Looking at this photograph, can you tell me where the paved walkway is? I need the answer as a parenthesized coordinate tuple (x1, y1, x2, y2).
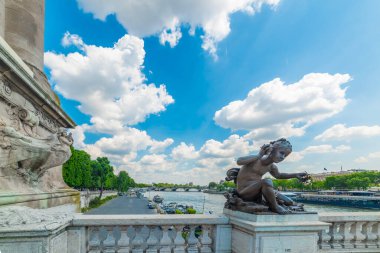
(85, 196, 156, 215)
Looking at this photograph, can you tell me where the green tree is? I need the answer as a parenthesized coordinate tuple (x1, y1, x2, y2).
(62, 146, 92, 189)
(223, 181, 235, 188)
(117, 171, 133, 192)
(347, 177, 371, 190)
(325, 176, 347, 189)
(208, 182, 217, 189)
(273, 179, 289, 191)
(310, 180, 325, 190)
(91, 157, 113, 199)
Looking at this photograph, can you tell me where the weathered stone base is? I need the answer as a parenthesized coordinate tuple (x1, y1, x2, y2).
(224, 208, 329, 253)
(0, 205, 74, 253)
(0, 228, 68, 253)
(0, 189, 80, 211)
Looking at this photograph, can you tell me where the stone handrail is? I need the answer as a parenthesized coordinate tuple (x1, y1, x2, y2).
(318, 212, 380, 252)
(3, 208, 380, 253)
(68, 214, 231, 253)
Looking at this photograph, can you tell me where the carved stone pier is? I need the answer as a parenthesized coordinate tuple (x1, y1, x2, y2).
(0, 0, 78, 210)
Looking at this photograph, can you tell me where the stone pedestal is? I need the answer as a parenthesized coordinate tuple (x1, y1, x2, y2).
(0, 205, 74, 253)
(224, 209, 330, 253)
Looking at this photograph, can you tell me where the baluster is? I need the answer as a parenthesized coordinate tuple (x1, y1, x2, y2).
(319, 226, 332, 250)
(199, 225, 212, 253)
(131, 226, 145, 253)
(187, 225, 200, 253)
(160, 225, 173, 253)
(173, 225, 186, 253)
(118, 226, 130, 253)
(331, 222, 343, 249)
(146, 226, 159, 253)
(364, 222, 378, 249)
(103, 227, 116, 253)
(375, 222, 380, 248)
(342, 222, 354, 249)
(88, 227, 101, 253)
(354, 221, 367, 248)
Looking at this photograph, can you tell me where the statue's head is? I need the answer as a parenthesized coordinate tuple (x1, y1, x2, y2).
(261, 138, 292, 163)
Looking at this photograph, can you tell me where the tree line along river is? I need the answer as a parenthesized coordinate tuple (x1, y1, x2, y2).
(143, 191, 374, 214)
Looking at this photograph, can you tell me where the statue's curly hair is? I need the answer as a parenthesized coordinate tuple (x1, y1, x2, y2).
(260, 138, 292, 157)
(270, 138, 292, 152)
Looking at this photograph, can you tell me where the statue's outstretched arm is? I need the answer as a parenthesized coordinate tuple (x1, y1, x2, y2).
(236, 155, 259, 165)
(269, 164, 302, 179)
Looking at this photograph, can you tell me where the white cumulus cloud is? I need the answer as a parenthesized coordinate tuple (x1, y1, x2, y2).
(315, 124, 380, 141)
(199, 134, 253, 158)
(171, 142, 199, 160)
(108, 134, 255, 184)
(354, 151, 380, 163)
(85, 127, 172, 158)
(45, 33, 174, 134)
(288, 144, 351, 162)
(215, 73, 351, 140)
(76, 0, 280, 58)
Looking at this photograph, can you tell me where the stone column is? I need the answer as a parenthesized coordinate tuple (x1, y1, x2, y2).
(3, 0, 57, 101)
(4, 0, 44, 71)
(0, 0, 4, 38)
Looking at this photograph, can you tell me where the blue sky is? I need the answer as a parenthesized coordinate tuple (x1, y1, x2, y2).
(44, 0, 380, 184)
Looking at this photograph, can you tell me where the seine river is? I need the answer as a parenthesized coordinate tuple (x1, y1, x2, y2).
(144, 191, 373, 214)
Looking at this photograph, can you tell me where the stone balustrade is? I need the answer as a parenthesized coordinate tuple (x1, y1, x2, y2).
(3, 207, 380, 253)
(318, 212, 380, 252)
(67, 214, 231, 253)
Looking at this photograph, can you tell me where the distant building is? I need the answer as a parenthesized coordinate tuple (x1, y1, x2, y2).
(310, 169, 377, 181)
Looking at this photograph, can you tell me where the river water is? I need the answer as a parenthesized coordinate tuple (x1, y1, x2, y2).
(144, 191, 373, 214)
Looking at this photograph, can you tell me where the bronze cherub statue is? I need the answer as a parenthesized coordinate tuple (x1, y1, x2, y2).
(225, 138, 310, 214)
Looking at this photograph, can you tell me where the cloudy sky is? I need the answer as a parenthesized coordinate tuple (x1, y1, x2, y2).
(44, 0, 380, 185)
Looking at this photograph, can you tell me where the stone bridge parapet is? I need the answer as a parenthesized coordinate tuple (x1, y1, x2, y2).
(0, 207, 379, 253)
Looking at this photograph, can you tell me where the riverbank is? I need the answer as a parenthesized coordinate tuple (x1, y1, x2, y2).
(84, 196, 157, 215)
(144, 191, 375, 214)
(202, 189, 225, 194)
(295, 193, 380, 209)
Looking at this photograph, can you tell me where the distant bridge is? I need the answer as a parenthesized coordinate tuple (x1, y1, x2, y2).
(151, 187, 206, 192)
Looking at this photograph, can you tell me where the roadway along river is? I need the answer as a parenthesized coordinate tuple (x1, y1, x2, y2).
(85, 195, 156, 215)
(144, 191, 374, 214)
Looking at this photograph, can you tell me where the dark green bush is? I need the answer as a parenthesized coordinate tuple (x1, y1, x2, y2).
(89, 197, 101, 207)
(81, 195, 117, 213)
(187, 208, 196, 214)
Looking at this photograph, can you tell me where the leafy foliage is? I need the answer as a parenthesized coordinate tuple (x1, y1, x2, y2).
(272, 171, 380, 191)
(186, 208, 197, 214)
(208, 181, 235, 191)
(81, 195, 118, 213)
(63, 147, 136, 196)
